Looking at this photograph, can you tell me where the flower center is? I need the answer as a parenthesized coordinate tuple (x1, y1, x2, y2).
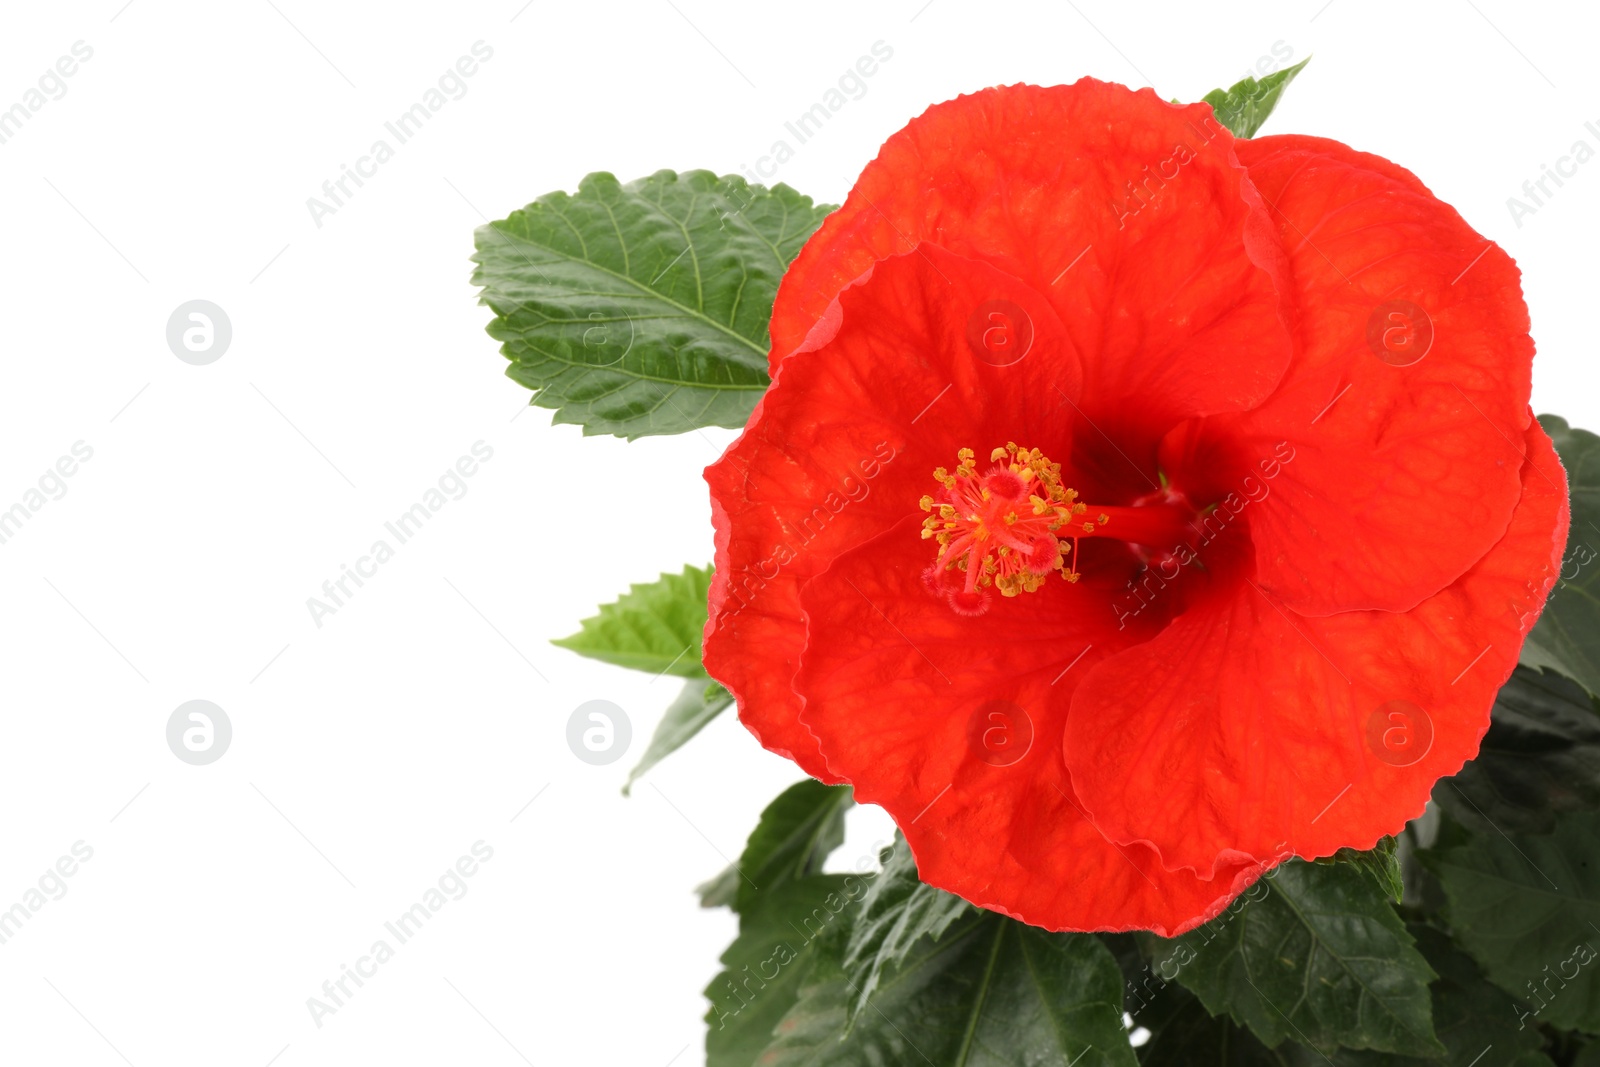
(919, 444, 1100, 615)
(918, 444, 1196, 616)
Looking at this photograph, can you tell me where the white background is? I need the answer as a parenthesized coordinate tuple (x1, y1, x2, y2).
(0, 1, 1596, 1064)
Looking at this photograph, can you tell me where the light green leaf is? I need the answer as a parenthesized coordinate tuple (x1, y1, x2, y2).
(1202, 57, 1310, 138)
(473, 170, 833, 438)
(1427, 808, 1600, 1031)
(1521, 415, 1600, 696)
(551, 564, 711, 677)
(621, 677, 733, 795)
(1149, 859, 1441, 1057)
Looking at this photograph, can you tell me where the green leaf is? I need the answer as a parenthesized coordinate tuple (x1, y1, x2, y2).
(766, 910, 1138, 1066)
(1202, 57, 1310, 138)
(1321, 837, 1404, 904)
(743, 954, 854, 1067)
(551, 564, 712, 677)
(621, 677, 733, 795)
(697, 778, 854, 913)
(1149, 859, 1442, 1057)
(1134, 925, 1556, 1067)
(1274, 925, 1556, 1066)
(708, 798, 1130, 1066)
(1521, 415, 1600, 696)
(1427, 807, 1600, 1031)
(702, 781, 858, 1064)
(695, 863, 742, 911)
(706, 874, 860, 1067)
(840, 838, 973, 1025)
(1435, 665, 1600, 834)
(1133, 984, 1294, 1066)
(1388, 925, 1553, 1067)
(473, 170, 832, 438)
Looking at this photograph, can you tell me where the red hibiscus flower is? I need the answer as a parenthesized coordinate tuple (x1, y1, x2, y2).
(703, 79, 1569, 934)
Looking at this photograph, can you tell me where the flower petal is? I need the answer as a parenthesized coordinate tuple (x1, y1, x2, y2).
(795, 520, 1263, 934)
(1224, 134, 1535, 614)
(1067, 418, 1568, 876)
(705, 245, 1080, 779)
(770, 79, 1293, 451)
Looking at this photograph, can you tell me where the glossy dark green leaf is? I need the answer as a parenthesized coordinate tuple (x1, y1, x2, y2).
(695, 862, 742, 911)
(766, 910, 1137, 1066)
(621, 677, 733, 795)
(551, 564, 711, 677)
(1427, 808, 1600, 1031)
(1134, 926, 1555, 1067)
(706, 875, 862, 1067)
(474, 170, 831, 438)
(1522, 415, 1600, 696)
(1394, 925, 1552, 1067)
(1323, 837, 1403, 903)
(702, 781, 859, 1065)
(839, 838, 972, 1025)
(697, 779, 853, 913)
(1134, 984, 1294, 1066)
(747, 954, 853, 1067)
(1149, 859, 1441, 1056)
(713, 814, 1130, 1065)
(1435, 665, 1600, 834)
(1201, 57, 1310, 138)
(1291, 924, 1555, 1066)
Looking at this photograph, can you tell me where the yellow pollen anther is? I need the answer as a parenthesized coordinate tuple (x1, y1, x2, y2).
(919, 443, 1082, 612)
